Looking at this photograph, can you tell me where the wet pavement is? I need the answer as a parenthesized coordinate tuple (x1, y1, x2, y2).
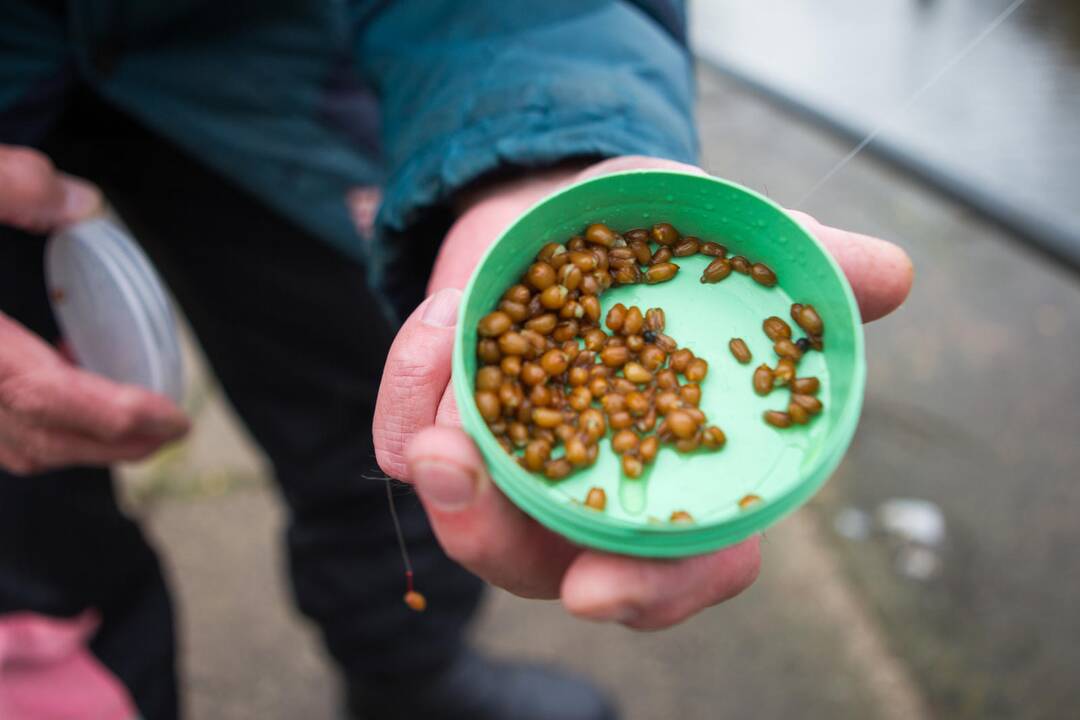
(118, 62, 1080, 719)
(690, 0, 1080, 263)
(696, 61, 1080, 718)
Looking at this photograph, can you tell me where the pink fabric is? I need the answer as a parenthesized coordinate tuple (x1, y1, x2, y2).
(0, 611, 137, 720)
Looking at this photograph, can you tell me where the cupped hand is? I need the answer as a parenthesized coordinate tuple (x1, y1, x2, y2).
(373, 156, 913, 629)
(0, 145, 189, 475)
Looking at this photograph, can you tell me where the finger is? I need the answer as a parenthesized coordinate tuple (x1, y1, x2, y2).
(560, 536, 762, 630)
(0, 146, 102, 233)
(1, 365, 189, 443)
(0, 442, 34, 476)
(787, 210, 914, 322)
(373, 287, 463, 480)
(6, 423, 170, 474)
(405, 424, 580, 598)
(434, 382, 461, 428)
(39, 431, 168, 469)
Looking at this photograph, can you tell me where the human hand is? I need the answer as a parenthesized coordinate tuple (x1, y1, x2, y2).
(0, 145, 102, 233)
(373, 156, 913, 629)
(0, 312, 191, 475)
(0, 146, 189, 475)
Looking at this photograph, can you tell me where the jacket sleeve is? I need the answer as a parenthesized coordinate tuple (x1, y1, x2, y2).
(353, 0, 698, 234)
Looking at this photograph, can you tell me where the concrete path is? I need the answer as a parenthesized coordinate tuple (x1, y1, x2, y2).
(136, 485, 925, 720)
(122, 314, 927, 719)
(696, 64, 1080, 719)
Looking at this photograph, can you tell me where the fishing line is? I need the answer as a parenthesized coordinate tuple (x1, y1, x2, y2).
(797, 0, 1029, 205)
(363, 470, 428, 611)
(385, 477, 414, 578)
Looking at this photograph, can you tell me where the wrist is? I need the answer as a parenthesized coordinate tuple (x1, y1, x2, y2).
(453, 160, 593, 217)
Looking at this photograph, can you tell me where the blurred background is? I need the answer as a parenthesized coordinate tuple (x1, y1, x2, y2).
(117, 1, 1080, 718)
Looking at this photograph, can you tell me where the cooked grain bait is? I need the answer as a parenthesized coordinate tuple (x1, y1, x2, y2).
(729, 338, 752, 363)
(585, 486, 607, 510)
(763, 410, 792, 428)
(762, 316, 792, 341)
(750, 262, 778, 287)
(701, 257, 732, 283)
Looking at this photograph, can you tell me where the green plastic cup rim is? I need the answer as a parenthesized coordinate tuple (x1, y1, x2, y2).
(452, 169, 866, 557)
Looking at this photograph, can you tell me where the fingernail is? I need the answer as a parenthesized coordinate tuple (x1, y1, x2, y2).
(62, 179, 102, 221)
(413, 459, 477, 510)
(589, 605, 640, 624)
(422, 288, 462, 327)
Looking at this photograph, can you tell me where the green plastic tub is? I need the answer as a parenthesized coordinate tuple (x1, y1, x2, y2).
(452, 170, 865, 557)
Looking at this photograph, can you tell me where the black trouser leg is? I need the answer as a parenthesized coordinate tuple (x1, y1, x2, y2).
(0, 230, 180, 720)
(44, 92, 484, 679)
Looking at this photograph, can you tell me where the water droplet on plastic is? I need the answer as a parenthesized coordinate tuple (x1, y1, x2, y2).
(619, 473, 647, 516)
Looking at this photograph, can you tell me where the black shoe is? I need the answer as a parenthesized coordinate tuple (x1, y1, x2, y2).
(346, 650, 617, 720)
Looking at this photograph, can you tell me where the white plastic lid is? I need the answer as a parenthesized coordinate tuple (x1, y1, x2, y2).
(45, 217, 184, 404)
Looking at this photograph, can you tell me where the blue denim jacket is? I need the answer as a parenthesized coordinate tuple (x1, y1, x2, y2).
(1, 1, 697, 317)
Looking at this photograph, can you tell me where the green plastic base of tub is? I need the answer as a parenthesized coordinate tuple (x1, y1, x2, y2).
(452, 170, 865, 557)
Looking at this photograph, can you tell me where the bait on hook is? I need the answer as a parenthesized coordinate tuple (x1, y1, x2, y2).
(364, 471, 427, 612)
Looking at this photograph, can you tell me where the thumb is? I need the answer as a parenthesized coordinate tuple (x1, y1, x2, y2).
(0, 146, 103, 233)
(373, 287, 462, 481)
(53, 174, 103, 228)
